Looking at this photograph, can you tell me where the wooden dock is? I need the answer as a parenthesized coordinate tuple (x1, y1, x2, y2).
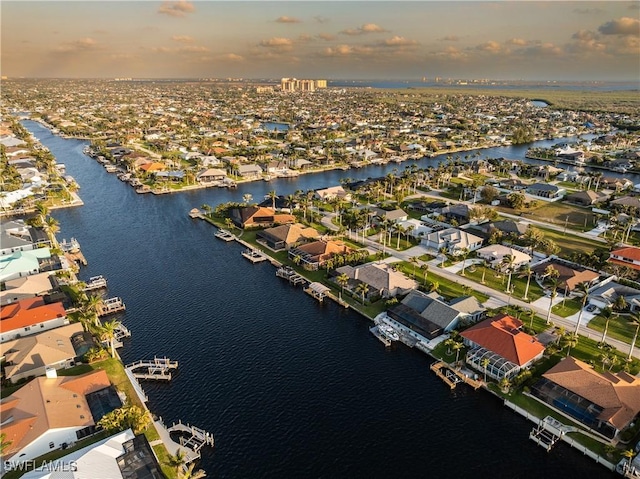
(241, 248, 268, 263)
(214, 228, 236, 242)
(97, 297, 126, 316)
(430, 361, 483, 390)
(65, 250, 88, 266)
(370, 325, 391, 347)
(126, 356, 178, 381)
(82, 275, 107, 291)
(166, 420, 215, 463)
(275, 266, 307, 286)
(304, 282, 331, 302)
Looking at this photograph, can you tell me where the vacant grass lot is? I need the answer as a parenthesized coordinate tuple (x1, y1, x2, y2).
(461, 265, 545, 302)
(588, 313, 640, 348)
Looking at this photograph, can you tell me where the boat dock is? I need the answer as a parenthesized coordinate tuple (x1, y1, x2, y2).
(370, 325, 391, 347)
(188, 208, 202, 219)
(126, 356, 178, 381)
(241, 248, 268, 263)
(97, 297, 126, 316)
(430, 361, 483, 390)
(82, 275, 107, 291)
(275, 266, 307, 286)
(59, 237, 81, 253)
(162, 419, 215, 463)
(529, 416, 566, 451)
(304, 282, 331, 302)
(113, 323, 131, 347)
(214, 228, 236, 242)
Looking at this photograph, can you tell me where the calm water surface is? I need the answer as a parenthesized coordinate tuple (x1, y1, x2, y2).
(24, 120, 617, 478)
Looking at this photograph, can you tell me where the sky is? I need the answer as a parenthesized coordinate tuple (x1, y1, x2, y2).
(1, 1, 639, 81)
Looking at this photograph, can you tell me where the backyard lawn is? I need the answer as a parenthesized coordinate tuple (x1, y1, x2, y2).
(588, 313, 640, 348)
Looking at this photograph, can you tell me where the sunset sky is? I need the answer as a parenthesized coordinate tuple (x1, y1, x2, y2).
(2, 1, 639, 81)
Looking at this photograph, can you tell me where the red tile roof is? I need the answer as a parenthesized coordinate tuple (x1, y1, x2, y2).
(461, 313, 545, 366)
(0, 297, 66, 331)
(610, 247, 640, 270)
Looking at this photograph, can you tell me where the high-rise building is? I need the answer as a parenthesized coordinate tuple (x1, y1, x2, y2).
(280, 78, 327, 91)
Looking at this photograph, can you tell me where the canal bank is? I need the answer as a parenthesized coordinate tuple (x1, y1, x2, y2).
(21, 119, 619, 478)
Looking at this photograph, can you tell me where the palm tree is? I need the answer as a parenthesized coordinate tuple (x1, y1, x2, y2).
(499, 377, 511, 394)
(459, 248, 470, 276)
(100, 320, 121, 358)
(501, 254, 517, 293)
(43, 216, 61, 246)
(562, 333, 579, 357)
(627, 314, 640, 361)
(336, 273, 349, 301)
(224, 217, 234, 230)
(527, 308, 536, 330)
(179, 462, 207, 479)
(452, 341, 464, 367)
(622, 449, 636, 473)
(268, 190, 278, 211)
(574, 282, 590, 335)
(599, 307, 615, 347)
(409, 256, 419, 278)
(165, 449, 187, 474)
(421, 264, 429, 286)
(0, 433, 12, 457)
(481, 357, 490, 382)
(519, 264, 533, 301)
(355, 282, 369, 304)
(242, 193, 253, 205)
(546, 280, 558, 325)
(429, 281, 440, 293)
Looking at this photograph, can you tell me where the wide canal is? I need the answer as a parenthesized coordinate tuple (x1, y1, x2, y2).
(23, 120, 619, 478)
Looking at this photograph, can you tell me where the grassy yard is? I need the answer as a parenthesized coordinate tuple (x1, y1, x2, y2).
(588, 313, 640, 348)
(536, 226, 601, 256)
(461, 265, 545, 302)
(551, 298, 583, 318)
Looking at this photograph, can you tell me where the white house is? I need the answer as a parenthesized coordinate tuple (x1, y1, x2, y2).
(422, 228, 483, 255)
(0, 297, 68, 343)
(475, 244, 531, 269)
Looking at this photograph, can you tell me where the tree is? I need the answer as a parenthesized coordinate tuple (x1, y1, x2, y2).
(179, 462, 207, 479)
(481, 357, 490, 382)
(599, 307, 615, 347)
(480, 185, 499, 203)
(165, 449, 187, 474)
(98, 405, 150, 435)
(562, 333, 579, 357)
(628, 314, 640, 361)
(242, 193, 253, 205)
(336, 273, 349, 301)
(224, 217, 234, 230)
(409, 256, 419, 278)
(622, 449, 636, 473)
(546, 280, 558, 325)
(501, 254, 517, 294)
(527, 308, 536, 330)
(452, 341, 464, 366)
(459, 248, 470, 276)
(0, 433, 12, 458)
(355, 282, 369, 304)
(99, 320, 121, 358)
(439, 247, 448, 267)
(508, 192, 525, 210)
(421, 263, 429, 286)
(499, 377, 511, 393)
(43, 216, 61, 246)
(574, 281, 591, 329)
(268, 190, 278, 211)
(519, 264, 533, 301)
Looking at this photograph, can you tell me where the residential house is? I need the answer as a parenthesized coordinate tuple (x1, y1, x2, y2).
(314, 185, 351, 202)
(0, 248, 53, 283)
(256, 223, 319, 251)
(288, 240, 351, 270)
(237, 164, 263, 180)
(422, 228, 483, 255)
(461, 313, 545, 381)
(398, 219, 432, 239)
(20, 430, 163, 479)
(383, 290, 485, 341)
(1, 271, 55, 305)
(334, 262, 418, 300)
(532, 260, 600, 292)
(609, 247, 640, 271)
(610, 196, 640, 211)
(475, 244, 531, 270)
(138, 162, 166, 173)
(1, 220, 38, 256)
(526, 183, 564, 199)
(531, 356, 640, 439)
(588, 281, 640, 312)
(602, 177, 633, 192)
(487, 220, 529, 238)
(371, 207, 409, 225)
(566, 190, 609, 206)
(1, 369, 120, 462)
(0, 297, 68, 343)
(197, 168, 227, 183)
(229, 206, 295, 229)
(0, 323, 84, 383)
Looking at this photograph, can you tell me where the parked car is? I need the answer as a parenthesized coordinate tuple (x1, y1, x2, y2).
(586, 304, 596, 312)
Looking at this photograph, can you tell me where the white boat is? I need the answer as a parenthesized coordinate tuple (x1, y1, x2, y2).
(378, 323, 400, 342)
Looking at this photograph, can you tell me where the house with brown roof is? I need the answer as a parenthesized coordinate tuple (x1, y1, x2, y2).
(532, 260, 600, 292)
(609, 247, 640, 271)
(566, 190, 608, 206)
(288, 240, 351, 270)
(532, 356, 640, 439)
(256, 223, 319, 251)
(334, 262, 418, 300)
(229, 206, 295, 229)
(461, 313, 545, 381)
(1, 297, 68, 343)
(1, 369, 119, 462)
(0, 323, 84, 383)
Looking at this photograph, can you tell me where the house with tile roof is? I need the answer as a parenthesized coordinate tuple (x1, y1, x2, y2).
(256, 223, 320, 251)
(0, 271, 55, 306)
(1, 220, 39, 256)
(230, 206, 295, 229)
(314, 185, 351, 202)
(334, 262, 418, 300)
(566, 190, 609, 206)
(289, 240, 351, 270)
(532, 260, 600, 292)
(461, 313, 545, 381)
(475, 244, 531, 270)
(531, 356, 640, 439)
(422, 228, 483, 255)
(1, 369, 118, 462)
(0, 297, 68, 343)
(0, 323, 84, 383)
(588, 281, 640, 312)
(609, 247, 640, 271)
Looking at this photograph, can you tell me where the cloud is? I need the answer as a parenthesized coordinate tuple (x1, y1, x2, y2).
(475, 40, 503, 54)
(439, 35, 459, 42)
(317, 33, 335, 41)
(572, 30, 598, 42)
(506, 38, 528, 46)
(341, 23, 387, 35)
(598, 17, 640, 36)
(179, 45, 209, 53)
(275, 16, 301, 24)
(220, 53, 244, 62)
(319, 44, 373, 57)
(377, 36, 418, 48)
(259, 37, 294, 50)
(297, 34, 314, 43)
(521, 42, 563, 57)
(426, 46, 468, 61)
(172, 35, 194, 43)
(158, 1, 195, 18)
(53, 37, 99, 54)
(573, 8, 604, 15)
(314, 15, 329, 24)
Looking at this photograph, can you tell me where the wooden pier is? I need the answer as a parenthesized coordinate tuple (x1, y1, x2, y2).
(241, 248, 268, 263)
(188, 208, 202, 219)
(166, 420, 215, 463)
(65, 250, 88, 266)
(529, 416, 566, 451)
(126, 356, 178, 381)
(304, 282, 331, 302)
(97, 297, 126, 316)
(370, 325, 392, 347)
(275, 266, 307, 286)
(214, 228, 236, 242)
(430, 361, 483, 390)
(82, 275, 107, 291)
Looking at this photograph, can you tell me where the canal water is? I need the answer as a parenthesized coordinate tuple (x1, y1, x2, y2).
(23, 120, 619, 478)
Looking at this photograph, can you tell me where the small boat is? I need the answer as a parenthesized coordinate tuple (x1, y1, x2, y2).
(378, 323, 400, 342)
(241, 248, 268, 263)
(214, 229, 235, 241)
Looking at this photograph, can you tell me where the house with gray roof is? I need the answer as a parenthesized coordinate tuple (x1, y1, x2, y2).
(526, 183, 564, 199)
(335, 262, 418, 299)
(588, 281, 640, 312)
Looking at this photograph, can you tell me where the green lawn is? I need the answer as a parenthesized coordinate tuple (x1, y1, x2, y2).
(461, 266, 545, 302)
(535, 226, 602, 256)
(551, 298, 583, 318)
(588, 313, 640, 348)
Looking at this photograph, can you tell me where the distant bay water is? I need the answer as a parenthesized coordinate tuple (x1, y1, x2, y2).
(23, 120, 619, 478)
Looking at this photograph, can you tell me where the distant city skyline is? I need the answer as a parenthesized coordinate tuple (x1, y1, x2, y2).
(2, 1, 639, 81)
